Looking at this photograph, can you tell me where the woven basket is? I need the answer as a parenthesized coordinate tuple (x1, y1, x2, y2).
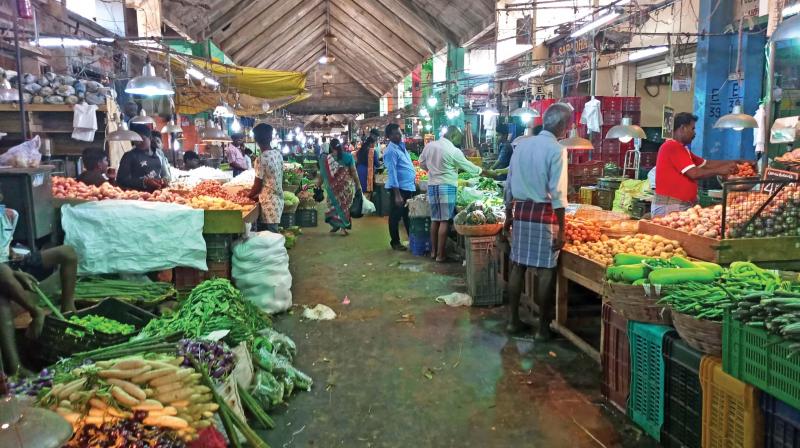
(454, 223, 503, 237)
(283, 203, 299, 215)
(602, 281, 671, 325)
(671, 311, 722, 356)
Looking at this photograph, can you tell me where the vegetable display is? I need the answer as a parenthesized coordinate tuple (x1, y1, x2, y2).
(177, 339, 235, 380)
(454, 201, 504, 225)
(567, 234, 687, 266)
(138, 279, 271, 345)
(64, 416, 186, 448)
(8, 368, 53, 396)
(730, 162, 757, 178)
(189, 180, 255, 206)
(53, 177, 187, 204)
(65, 314, 136, 338)
(39, 355, 217, 442)
(566, 218, 604, 244)
(605, 254, 721, 286)
(283, 191, 300, 207)
(188, 195, 246, 211)
(651, 204, 722, 239)
(75, 277, 176, 305)
(725, 184, 800, 238)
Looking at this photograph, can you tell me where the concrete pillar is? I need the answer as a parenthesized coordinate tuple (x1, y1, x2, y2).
(694, 0, 765, 159)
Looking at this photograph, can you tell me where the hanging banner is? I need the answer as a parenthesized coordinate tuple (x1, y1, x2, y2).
(672, 63, 693, 92)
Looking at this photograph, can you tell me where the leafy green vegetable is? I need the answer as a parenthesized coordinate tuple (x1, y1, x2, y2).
(283, 191, 299, 206)
(65, 314, 136, 338)
(74, 277, 176, 305)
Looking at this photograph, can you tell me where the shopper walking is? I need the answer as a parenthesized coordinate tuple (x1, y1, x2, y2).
(317, 138, 362, 235)
(355, 136, 377, 198)
(504, 103, 571, 340)
(248, 123, 284, 233)
(651, 112, 738, 217)
(491, 124, 513, 180)
(383, 123, 416, 251)
(419, 126, 484, 262)
(225, 133, 249, 177)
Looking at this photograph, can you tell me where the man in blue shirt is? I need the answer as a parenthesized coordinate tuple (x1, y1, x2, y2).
(383, 123, 416, 250)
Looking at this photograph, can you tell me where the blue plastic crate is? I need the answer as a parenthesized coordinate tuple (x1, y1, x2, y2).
(627, 321, 675, 442)
(409, 233, 431, 257)
(661, 333, 703, 448)
(762, 393, 800, 448)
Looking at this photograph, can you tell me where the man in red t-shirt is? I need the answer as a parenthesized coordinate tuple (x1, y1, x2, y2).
(652, 112, 737, 217)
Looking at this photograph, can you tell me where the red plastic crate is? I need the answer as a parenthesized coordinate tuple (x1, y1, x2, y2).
(603, 110, 623, 125)
(602, 302, 631, 413)
(623, 97, 641, 112)
(640, 151, 658, 168)
(564, 96, 589, 112)
(174, 261, 231, 291)
(600, 96, 624, 112)
(622, 111, 642, 124)
(532, 98, 556, 114)
(602, 140, 621, 153)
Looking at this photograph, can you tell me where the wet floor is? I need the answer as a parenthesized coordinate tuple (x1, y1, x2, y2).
(266, 215, 657, 448)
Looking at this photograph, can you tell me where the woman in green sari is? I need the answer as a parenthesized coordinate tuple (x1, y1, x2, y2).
(317, 139, 362, 235)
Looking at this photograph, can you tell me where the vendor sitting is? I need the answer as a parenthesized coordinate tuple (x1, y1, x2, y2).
(652, 112, 737, 217)
(77, 147, 111, 187)
(117, 123, 167, 192)
(0, 203, 78, 375)
(183, 151, 202, 170)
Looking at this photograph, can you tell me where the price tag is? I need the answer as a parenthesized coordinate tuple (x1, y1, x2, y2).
(761, 167, 799, 195)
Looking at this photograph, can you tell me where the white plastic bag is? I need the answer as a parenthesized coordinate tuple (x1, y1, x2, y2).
(0, 135, 41, 168)
(232, 231, 293, 314)
(61, 200, 207, 274)
(362, 195, 376, 215)
(435, 292, 473, 307)
(302, 304, 337, 320)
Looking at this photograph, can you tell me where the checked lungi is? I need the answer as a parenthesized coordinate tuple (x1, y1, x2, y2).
(510, 201, 559, 268)
(427, 184, 458, 222)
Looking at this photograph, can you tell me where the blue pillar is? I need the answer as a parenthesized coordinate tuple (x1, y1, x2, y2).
(694, 0, 765, 160)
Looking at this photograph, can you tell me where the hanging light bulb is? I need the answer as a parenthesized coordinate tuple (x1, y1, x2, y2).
(282, 145, 290, 154)
(714, 104, 758, 131)
(606, 117, 646, 142)
(213, 101, 235, 118)
(161, 115, 182, 134)
(125, 57, 174, 96)
(427, 97, 438, 107)
(231, 118, 242, 133)
(512, 106, 539, 123)
(130, 109, 155, 125)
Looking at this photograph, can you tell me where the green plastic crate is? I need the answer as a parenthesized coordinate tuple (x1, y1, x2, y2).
(628, 321, 676, 442)
(409, 217, 431, 236)
(723, 309, 800, 411)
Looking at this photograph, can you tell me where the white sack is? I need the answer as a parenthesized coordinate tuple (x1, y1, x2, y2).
(232, 231, 292, 314)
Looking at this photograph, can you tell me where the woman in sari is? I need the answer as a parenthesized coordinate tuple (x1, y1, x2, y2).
(317, 139, 362, 235)
(355, 136, 376, 199)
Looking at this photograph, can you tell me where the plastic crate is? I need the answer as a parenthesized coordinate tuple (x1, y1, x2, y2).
(594, 188, 615, 211)
(175, 261, 232, 291)
(496, 235, 510, 284)
(409, 217, 431, 236)
(601, 302, 631, 414)
(465, 236, 502, 306)
(701, 357, 763, 448)
(662, 333, 704, 448)
(762, 393, 800, 448)
(295, 208, 318, 227)
(579, 186, 597, 205)
(204, 234, 233, 263)
(409, 233, 432, 256)
(723, 310, 800, 413)
(37, 298, 155, 364)
(280, 212, 296, 228)
(627, 321, 675, 441)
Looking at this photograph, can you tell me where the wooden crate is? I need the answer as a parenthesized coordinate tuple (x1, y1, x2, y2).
(639, 221, 800, 264)
(203, 205, 259, 234)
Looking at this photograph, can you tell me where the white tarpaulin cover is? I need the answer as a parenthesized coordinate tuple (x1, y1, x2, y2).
(62, 200, 207, 274)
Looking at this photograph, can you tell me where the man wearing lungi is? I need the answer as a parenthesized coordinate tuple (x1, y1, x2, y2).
(503, 103, 571, 340)
(419, 126, 488, 262)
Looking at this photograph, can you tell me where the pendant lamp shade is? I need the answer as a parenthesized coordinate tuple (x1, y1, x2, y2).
(129, 109, 155, 125)
(125, 60, 174, 96)
(512, 106, 540, 123)
(107, 121, 143, 142)
(713, 105, 758, 131)
(772, 13, 800, 42)
(606, 117, 646, 143)
(559, 127, 595, 149)
(161, 118, 182, 134)
(201, 120, 231, 143)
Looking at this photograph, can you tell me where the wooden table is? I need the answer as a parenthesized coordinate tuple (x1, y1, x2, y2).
(554, 250, 606, 363)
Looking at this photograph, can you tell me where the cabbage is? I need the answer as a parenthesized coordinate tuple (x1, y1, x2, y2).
(283, 191, 299, 206)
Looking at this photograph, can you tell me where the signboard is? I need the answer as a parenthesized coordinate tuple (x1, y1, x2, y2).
(662, 106, 675, 140)
(761, 167, 799, 195)
(546, 35, 592, 77)
(672, 63, 693, 92)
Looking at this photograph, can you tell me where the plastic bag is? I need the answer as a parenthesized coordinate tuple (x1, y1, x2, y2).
(258, 328, 297, 359)
(350, 192, 364, 219)
(435, 292, 473, 307)
(0, 135, 41, 168)
(302, 304, 337, 320)
(231, 232, 292, 314)
(250, 371, 284, 408)
(362, 196, 376, 215)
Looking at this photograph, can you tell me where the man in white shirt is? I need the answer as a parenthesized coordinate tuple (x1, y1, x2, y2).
(0, 203, 78, 374)
(420, 126, 490, 262)
(503, 103, 571, 340)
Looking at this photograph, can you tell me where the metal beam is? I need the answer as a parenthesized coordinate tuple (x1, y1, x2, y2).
(231, 0, 325, 64)
(380, 0, 461, 45)
(219, 0, 303, 56)
(199, 0, 261, 40)
(331, 0, 423, 67)
(251, 14, 328, 69)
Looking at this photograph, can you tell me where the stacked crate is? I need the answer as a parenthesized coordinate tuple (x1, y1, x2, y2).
(174, 234, 234, 292)
(559, 96, 642, 167)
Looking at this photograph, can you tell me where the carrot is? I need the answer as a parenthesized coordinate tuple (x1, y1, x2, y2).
(149, 368, 192, 387)
(154, 381, 184, 394)
(143, 415, 189, 429)
(99, 365, 152, 379)
(110, 385, 140, 407)
(132, 399, 164, 411)
(111, 359, 146, 370)
(155, 387, 194, 404)
(131, 367, 176, 384)
(145, 360, 178, 370)
(106, 379, 146, 401)
(146, 406, 178, 417)
(89, 398, 108, 410)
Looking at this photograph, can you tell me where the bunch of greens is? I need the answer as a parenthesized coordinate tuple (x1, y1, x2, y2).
(476, 177, 500, 193)
(65, 314, 135, 338)
(74, 277, 176, 305)
(138, 279, 271, 345)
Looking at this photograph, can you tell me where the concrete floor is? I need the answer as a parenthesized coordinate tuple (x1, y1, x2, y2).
(267, 215, 657, 448)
